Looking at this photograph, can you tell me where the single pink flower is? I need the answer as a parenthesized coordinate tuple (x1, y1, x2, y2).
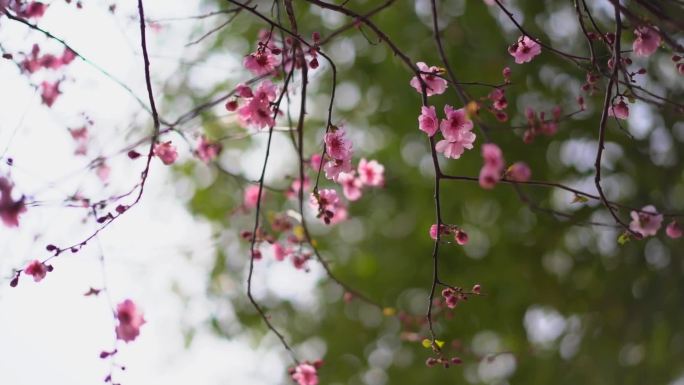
(243, 50, 279, 76)
(435, 139, 472, 160)
(0, 177, 27, 227)
(409, 62, 448, 96)
(666, 221, 682, 239)
(608, 100, 629, 120)
(357, 158, 384, 187)
(507, 162, 531, 182)
(629, 205, 663, 237)
(481, 143, 504, 170)
(418, 105, 439, 136)
(478, 165, 501, 189)
(337, 172, 363, 201)
(115, 299, 146, 343)
(24, 260, 47, 282)
(633, 26, 661, 57)
(244, 185, 263, 209)
(237, 80, 278, 129)
(324, 129, 353, 161)
(508, 35, 541, 64)
(292, 363, 318, 385)
(153, 141, 178, 165)
(455, 229, 469, 245)
(196, 135, 222, 163)
(40, 81, 61, 107)
(236, 83, 254, 98)
(440, 105, 474, 142)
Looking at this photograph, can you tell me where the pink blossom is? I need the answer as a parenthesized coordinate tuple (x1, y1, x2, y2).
(17, 2, 47, 19)
(418, 106, 439, 136)
(429, 224, 449, 240)
(292, 363, 318, 385)
(40, 81, 61, 107)
(24, 260, 47, 282)
(153, 141, 178, 165)
(115, 299, 146, 343)
(629, 205, 663, 237)
(633, 26, 661, 57)
(310, 189, 340, 225)
(0, 177, 27, 227)
(323, 158, 352, 181)
(196, 135, 222, 163)
(435, 106, 476, 160)
(455, 230, 469, 245)
(337, 172, 362, 201)
(608, 100, 629, 120)
(243, 50, 279, 76)
(440, 105, 474, 142)
(237, 81, 277, 129)
(478, 165, 501, 189)
(508, 36, 541, 64)
(272, 242, 290, 261)
(435, 140, 473, 160)
(324, 129, 352, 161)
(236, 84, 254, 98)
(481, 143, 504, 170)
(507, 162, 531, 182)
(489, 88, 507, 111)
(409, 62, 448, 96)
(61, 48, 76, 65)
(357, 158, 384, 187)
(666, 221, 682, 239)
(244, 185, 263, 209)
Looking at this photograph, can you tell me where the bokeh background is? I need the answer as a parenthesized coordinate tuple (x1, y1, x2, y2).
(1, 0, 683, 384)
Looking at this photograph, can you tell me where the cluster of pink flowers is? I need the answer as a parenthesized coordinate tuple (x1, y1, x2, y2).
(229, 80, 278, 129)
(629, 205, 663, 238)
(310, 188, 344, 225)
(479, 143, 505, 189)
(419, 105, 476, 159)
(115, 299, 146, 343)
(429, 224, 469, 245)
(0, 176, 27, 227)
(290, 361, 322, 385)
(20, 44, 76, 74)
(335, 159, 385, 201)
(410, 62, 448, 96)
(508, 35, 541, 64)
(153, 141, 178, 165)
(632, 26, 661, 57)
(522, 105, 561, 143)
(322, 128, 353, 180)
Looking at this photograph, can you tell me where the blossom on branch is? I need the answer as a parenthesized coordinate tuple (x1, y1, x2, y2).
(509, 35, 541, 64)
(633, 26, 661, 57)
(115, 299, 146, 343)
(410, 62, 447, 97)
(629, 205, 663, 237)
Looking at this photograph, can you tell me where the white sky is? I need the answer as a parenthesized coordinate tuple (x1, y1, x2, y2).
(0, 2, 324, 384)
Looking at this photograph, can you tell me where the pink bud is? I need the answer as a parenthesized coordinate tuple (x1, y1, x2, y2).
(666, 221, 682, 239)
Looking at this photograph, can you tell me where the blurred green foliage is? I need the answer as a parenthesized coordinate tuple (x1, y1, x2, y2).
(169, 0, 684, 383)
